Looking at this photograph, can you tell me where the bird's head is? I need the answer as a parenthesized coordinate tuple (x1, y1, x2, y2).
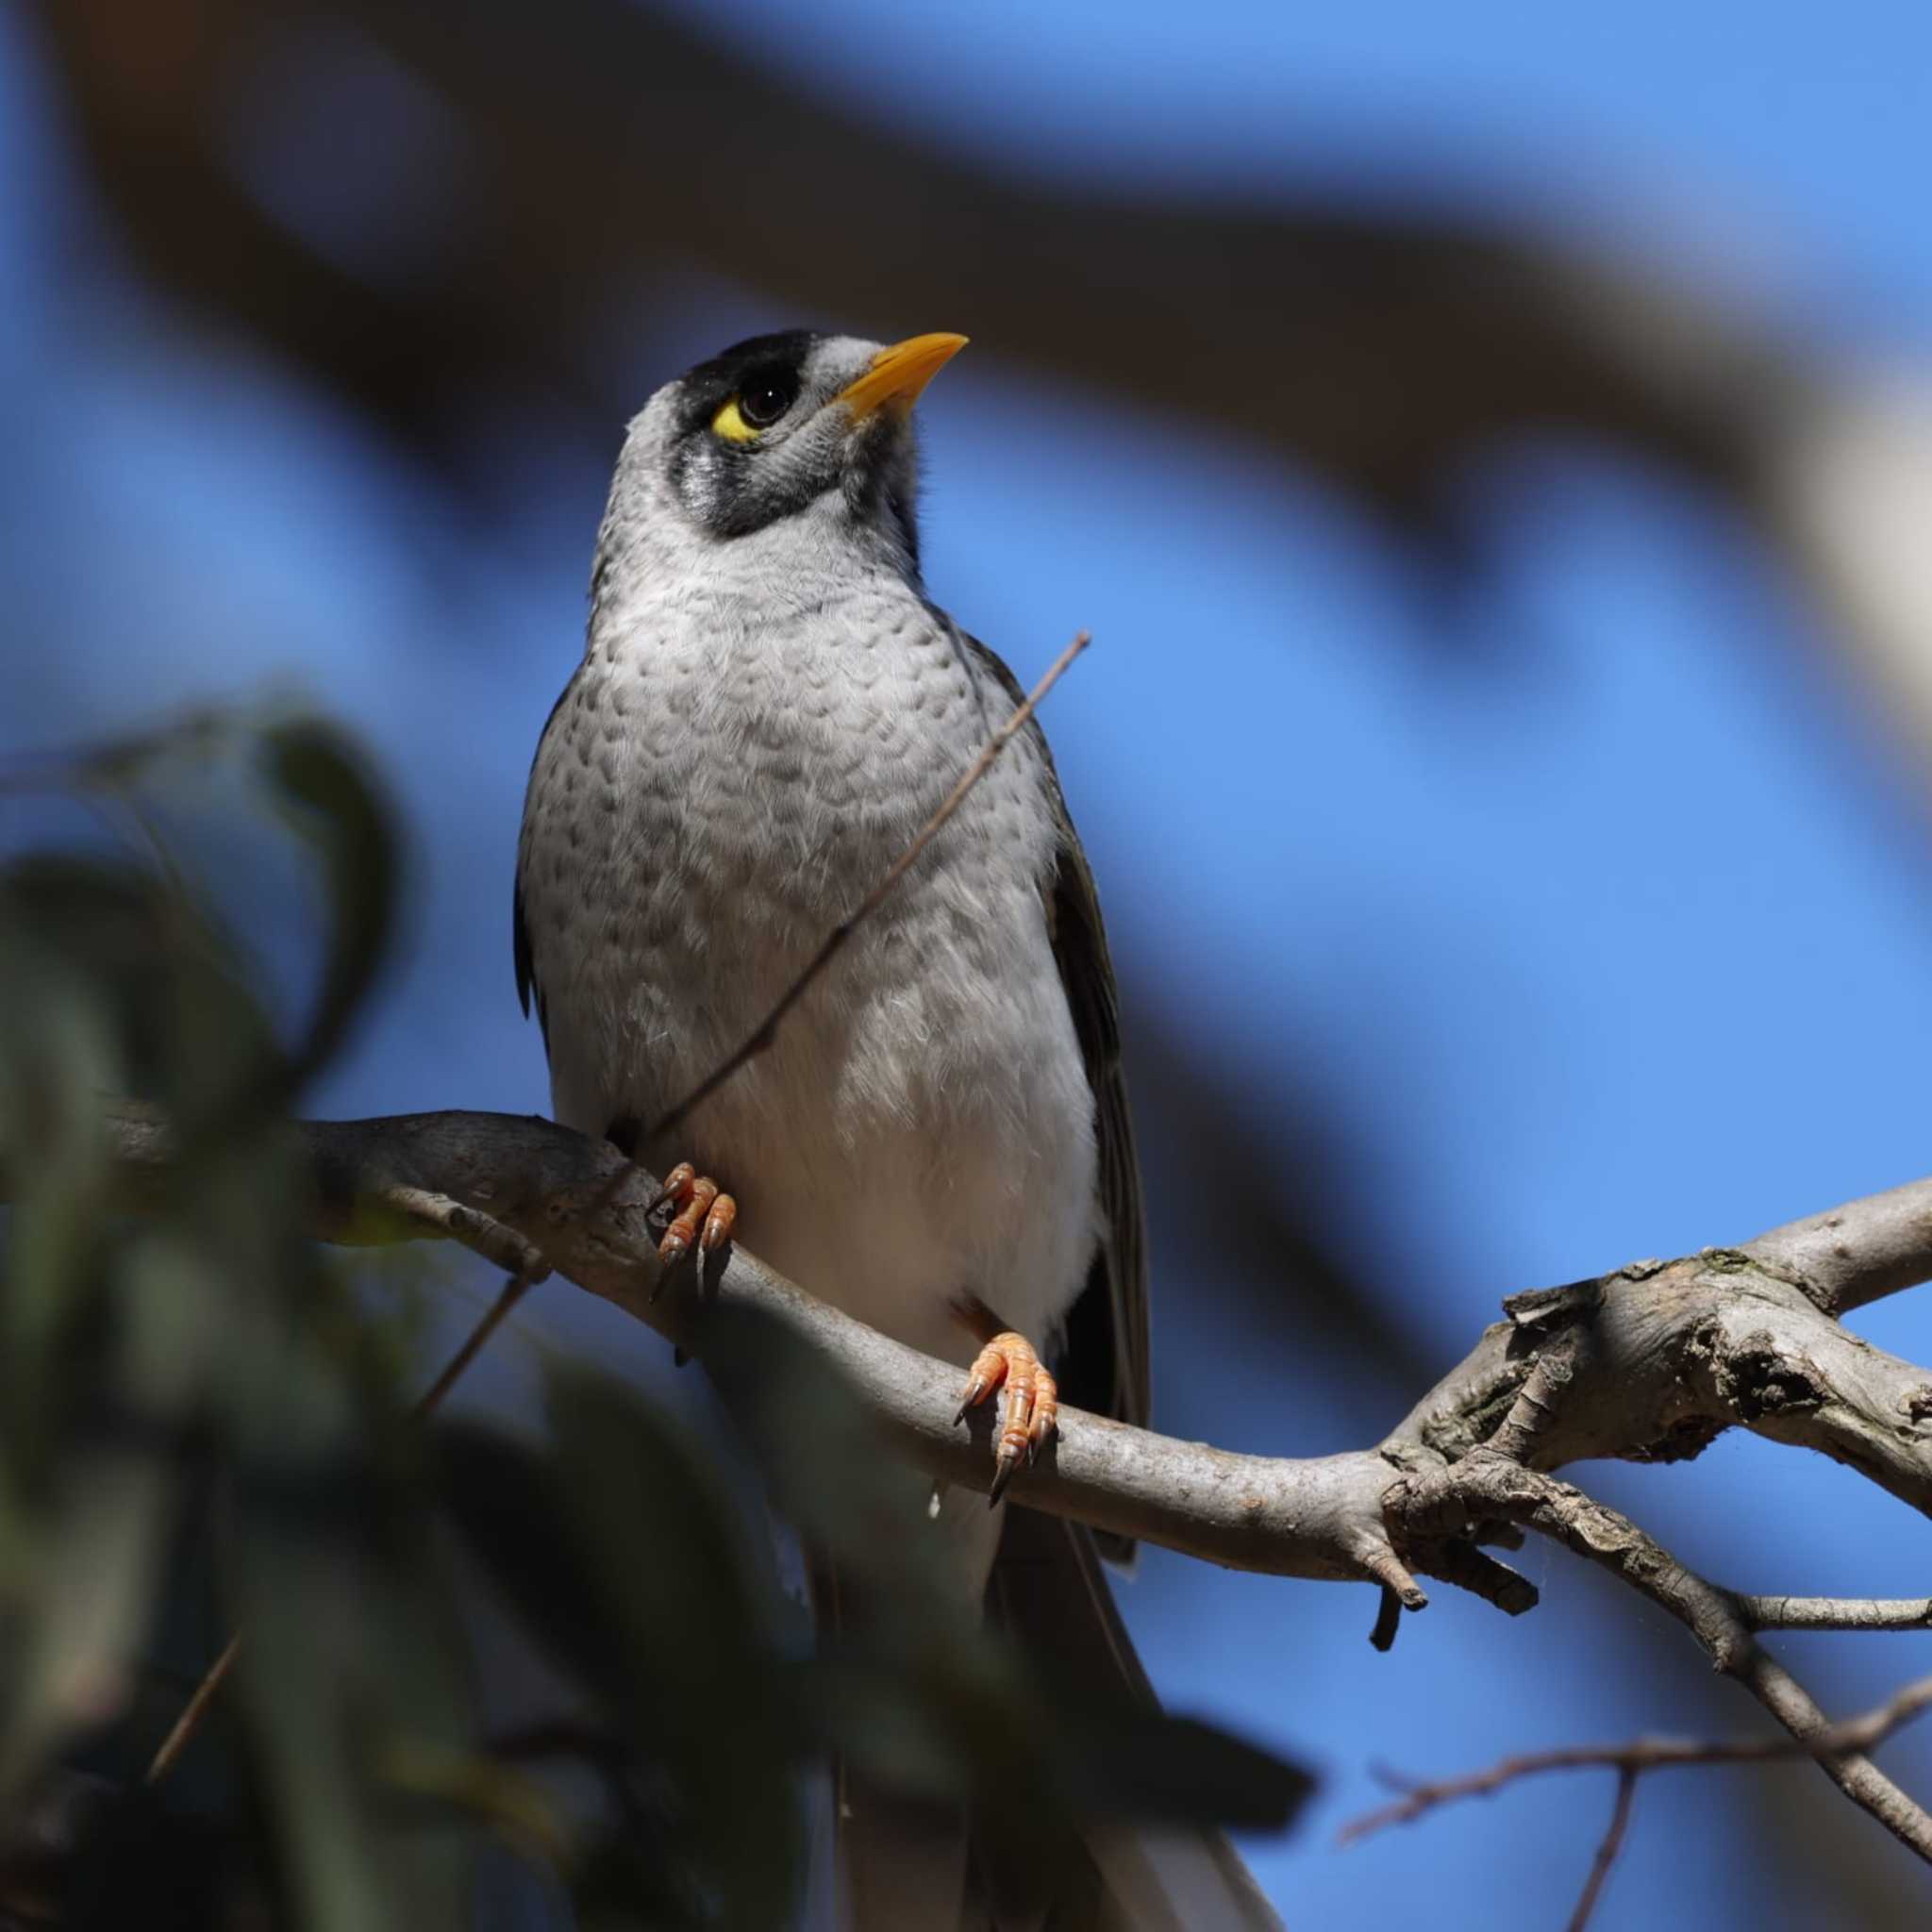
(610, 330, 968, 577)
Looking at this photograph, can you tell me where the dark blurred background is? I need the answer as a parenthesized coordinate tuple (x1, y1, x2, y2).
(7, 0, 1932, 1924)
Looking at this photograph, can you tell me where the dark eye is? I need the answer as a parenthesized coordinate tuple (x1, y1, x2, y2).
(737, 371, 798, 428)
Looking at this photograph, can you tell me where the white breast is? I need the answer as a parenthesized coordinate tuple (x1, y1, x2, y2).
(518, 546, 1098, 1370)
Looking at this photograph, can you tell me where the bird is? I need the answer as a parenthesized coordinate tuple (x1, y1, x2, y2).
(514, 329, 1282, 1929)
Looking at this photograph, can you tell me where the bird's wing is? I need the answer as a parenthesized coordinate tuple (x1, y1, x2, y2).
(959, 632, 1150, 1454)
(514, 678, 580, 1048)
(511, 874, 544, 1045)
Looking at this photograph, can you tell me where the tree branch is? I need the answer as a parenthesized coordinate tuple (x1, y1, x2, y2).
(1735, 1595, 1932, 1632)
(1567, 1769, 1635, 1932)
(1341, 1671, 1932, 1843)
(87, 1108, 1932, 1585)
(45, 1104, 1932, 1862)
(1743, 1175, 1932, 1315)
(1388, 1454, 1932, 1855)
(109, 1107, 1467, 1602)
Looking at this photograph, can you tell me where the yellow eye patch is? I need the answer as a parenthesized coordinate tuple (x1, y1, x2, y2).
(711, 397, 759, 442)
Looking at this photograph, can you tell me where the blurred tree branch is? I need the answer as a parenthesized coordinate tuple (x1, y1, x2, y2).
(52, 0, 1932, 776)
(59, 1102, 1932, 1867)
(37, 0, 1792, 550)
(50, 0, 1932, 762)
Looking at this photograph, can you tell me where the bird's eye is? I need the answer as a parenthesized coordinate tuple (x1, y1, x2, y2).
(712, 370, 799, 442)
(740, 375, 795, 426)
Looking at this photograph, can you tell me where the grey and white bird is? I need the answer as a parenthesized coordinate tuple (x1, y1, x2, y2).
(514, 329, 1281, 1930)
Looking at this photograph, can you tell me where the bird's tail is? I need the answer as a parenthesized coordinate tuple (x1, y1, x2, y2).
(833, 1507, 1286, 1932)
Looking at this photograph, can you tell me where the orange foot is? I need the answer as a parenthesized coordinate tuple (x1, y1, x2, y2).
(650, 1161, 737, 1270)
(954, 1329, 1058, 1505)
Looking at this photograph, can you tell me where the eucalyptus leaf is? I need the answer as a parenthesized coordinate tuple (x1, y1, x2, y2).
(0, 950, 120, 1464)
(436, 1424, 625, 1712)
(231, 1399, 472, 1932)
(544, 1366, 804, 1928)
(258, 723, 396, 1092)
(0, 1233, 218, 1804)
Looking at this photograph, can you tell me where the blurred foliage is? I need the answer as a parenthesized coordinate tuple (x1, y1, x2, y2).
(8, 5, 1930, 1923)
(0, 713, 1305, 1930)
(31, 0, 1801, 597)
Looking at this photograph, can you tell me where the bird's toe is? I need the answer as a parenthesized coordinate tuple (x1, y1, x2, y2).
(651, 1160, 738, 1272)
(954, 1328, 1058, 1505)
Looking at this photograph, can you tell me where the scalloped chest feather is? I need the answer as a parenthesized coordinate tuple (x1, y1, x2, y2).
(516, 555, 1100, 1374)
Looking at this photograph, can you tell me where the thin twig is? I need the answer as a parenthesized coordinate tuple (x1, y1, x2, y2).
(0, 708, 238, 795)
(142, 1630, 242, 1784)
(1730, 1646, 1932, 1857)
(145, 1258, 542, 1783)
(377, 1185, 551, 1286)
(642, 628, 1091, 1146)
(1566, 1769, 1635, 1932)
(1392, 1457, 1932, 1858)
(1341, 1671, 1932, 1845)
(408, 1268, 540, 1419)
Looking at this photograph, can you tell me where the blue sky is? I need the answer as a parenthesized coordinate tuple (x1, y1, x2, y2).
(6, 1, 1932, 1924)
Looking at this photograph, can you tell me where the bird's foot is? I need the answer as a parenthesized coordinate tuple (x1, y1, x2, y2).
(649, 1161, 737, 1270)
(954, 1328, 1058, 1505)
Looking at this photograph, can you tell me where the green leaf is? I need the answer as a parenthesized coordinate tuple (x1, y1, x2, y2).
(372, 1738, 568, 1868)
(440, 1375, 807, 1931)
(0, 1232, 220, 1804)
(232, 1448, 473, 1932)
(223, 1246, 470, 1932)
(435, 1423, 625, 1709)
(258, 723, 396, 1092)
(1053, 1705, 1313, 1832)
(0, 954, 121, 1463)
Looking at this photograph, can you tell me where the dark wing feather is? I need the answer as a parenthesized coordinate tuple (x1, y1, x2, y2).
(512, 874, 546, 1044)
(959, 633, 1150, 1448)
(514, 678, 576, 1048)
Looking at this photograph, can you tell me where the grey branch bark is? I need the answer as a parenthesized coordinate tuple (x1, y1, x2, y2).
(1736, 1596, 1932, 1632)
(71, 1103, 1932, 1859)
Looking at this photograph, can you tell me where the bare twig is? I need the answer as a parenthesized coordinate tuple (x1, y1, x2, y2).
(1567, 1769, 1636, 1932)
(142, 1630, 242, 1785)
(641, 628, 1091, 1147)
(376, 1184, 551, 1289)
(1731, 1646, 1932, 1857)
(1341, 1672, 1932, 1847)
(1764, 1671, 1932, 1757)
(1392, 1457, 1757, 1669)
(0, 707, 240, 795)
(408, 1267, 541, 1420)
(1390, 1456, 1932, 1857)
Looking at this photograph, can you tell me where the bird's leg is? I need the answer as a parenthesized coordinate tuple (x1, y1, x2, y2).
(648, 1160, 738, 1268)
(950, 1293, 1058, 1505)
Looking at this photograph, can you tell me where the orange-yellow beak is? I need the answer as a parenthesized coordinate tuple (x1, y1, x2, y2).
(833, 332, 969, 422)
